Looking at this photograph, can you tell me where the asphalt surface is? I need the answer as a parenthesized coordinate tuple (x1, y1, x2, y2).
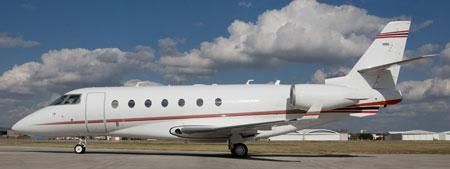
(1, 146, 450, 169)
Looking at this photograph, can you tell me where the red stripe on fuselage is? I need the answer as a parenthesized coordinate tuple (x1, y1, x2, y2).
(42, 110, 301, 125)
(41, 99, 401, 125)
(105, 110, 301, 123)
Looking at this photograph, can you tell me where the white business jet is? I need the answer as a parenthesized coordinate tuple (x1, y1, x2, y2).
(12, 20, 432, 157)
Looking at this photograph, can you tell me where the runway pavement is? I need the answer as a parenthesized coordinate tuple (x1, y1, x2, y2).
(1, 146, 449, 169)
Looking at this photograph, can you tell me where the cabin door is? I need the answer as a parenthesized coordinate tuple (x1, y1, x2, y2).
(85, 92, 107, 134)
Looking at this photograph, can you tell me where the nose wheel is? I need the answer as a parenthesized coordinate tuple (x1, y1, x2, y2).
(74, 136, 87, 154)
(74, 144, 86, 154)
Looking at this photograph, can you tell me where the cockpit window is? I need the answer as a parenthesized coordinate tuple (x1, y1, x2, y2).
(50, 94, 81, 106)
(50, 95, 68, 105)
(63, 95, 81, 104)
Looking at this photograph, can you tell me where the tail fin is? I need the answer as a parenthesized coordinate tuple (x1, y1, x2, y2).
(326, 21, 411, 89)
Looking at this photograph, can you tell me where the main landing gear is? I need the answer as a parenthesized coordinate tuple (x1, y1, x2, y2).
(228, 135, 248, 158)
(230, 143, 248, 157)
(74, 136, 87, 154)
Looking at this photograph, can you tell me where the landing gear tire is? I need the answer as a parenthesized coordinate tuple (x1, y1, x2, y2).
(231, 143, 248, 158)
(74, 144, 86, 154)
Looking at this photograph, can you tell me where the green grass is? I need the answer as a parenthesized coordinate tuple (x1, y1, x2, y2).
(1, 139, 450, 154)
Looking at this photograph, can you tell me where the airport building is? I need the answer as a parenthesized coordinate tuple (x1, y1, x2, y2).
(268, 129, 349, 141)
(438, 131, 450, 141)
(385, 130, 440, 141)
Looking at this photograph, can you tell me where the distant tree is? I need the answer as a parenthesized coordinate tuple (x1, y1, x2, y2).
(349, 133, 374, 140)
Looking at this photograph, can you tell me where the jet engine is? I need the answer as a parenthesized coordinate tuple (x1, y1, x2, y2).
(290, 84, 370, 111)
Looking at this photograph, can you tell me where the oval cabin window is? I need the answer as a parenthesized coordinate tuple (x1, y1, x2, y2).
(111, 100, 119, 108)
(128, 100, 135, 108)
(196, 98, 203, 107)
(161, 99, 168, 107)
(178, 99, 185, 107)
(144, 99, 152, 108)
(215, 98, 222, 106)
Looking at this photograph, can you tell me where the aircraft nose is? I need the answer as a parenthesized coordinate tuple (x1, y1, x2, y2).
(12, 118, 30, 134)
(12, 113, 38, 135)
(12, 109, 52, 136)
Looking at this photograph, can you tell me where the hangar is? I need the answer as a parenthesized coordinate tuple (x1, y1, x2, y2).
(385, 130, 439, 141)
(268, 129, 348, 141)
(438, 131, 450, 141)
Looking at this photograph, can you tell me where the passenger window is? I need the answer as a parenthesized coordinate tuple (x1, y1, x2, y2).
(215, 98, 222, 106)
(111, 100, 119, 108)
(178, 99, 185, 107)
(161, 99, 168, 107)
(145, 99, 152, 108)
(128, 100, 135, 108)
(196, 98, 203, 107)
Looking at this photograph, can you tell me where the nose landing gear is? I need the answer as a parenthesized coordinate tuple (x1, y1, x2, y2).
(74, 136, 87, 154)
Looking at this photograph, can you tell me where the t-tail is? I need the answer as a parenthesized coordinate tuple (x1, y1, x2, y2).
(325, 20, 432, 92)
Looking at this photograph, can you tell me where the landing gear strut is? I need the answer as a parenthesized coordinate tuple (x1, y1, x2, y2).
(74, 136, 87, 154)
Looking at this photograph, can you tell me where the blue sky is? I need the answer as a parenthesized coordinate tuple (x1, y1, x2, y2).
(1, 0, 447, 83)
(0, 0, 287, 72)
(0, 0, 449, 131)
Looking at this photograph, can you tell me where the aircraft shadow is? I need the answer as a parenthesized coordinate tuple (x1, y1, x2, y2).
(22, 149, 370, 163)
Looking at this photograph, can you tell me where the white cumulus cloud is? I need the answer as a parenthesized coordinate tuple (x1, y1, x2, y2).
(122, 79, 162, 87)
(159, 0, 389, 81)
(411, 20, 433, 32)
(310, 67, 350, 84)
(0, 32, 40, 48)
(0, 46, 156, 95)
(441, 43, 450, 62)
(398, 78, 450, 100)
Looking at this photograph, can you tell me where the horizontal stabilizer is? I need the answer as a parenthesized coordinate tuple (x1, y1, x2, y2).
(358, 54, 435, 73)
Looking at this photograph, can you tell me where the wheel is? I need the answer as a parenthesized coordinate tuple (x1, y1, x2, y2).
(74, 144, 86, 154)
(231, 143, 248, 157)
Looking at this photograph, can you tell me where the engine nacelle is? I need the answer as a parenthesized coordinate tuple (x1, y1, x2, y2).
(291, 84, 370, 111)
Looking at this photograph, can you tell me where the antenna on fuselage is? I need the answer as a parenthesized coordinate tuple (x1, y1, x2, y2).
(246, 79, 254, 85)
(275, 80, 280, 85)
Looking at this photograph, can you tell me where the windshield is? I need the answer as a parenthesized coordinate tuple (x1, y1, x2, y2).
(50, 94, 81, 106)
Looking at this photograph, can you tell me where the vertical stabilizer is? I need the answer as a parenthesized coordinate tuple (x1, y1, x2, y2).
(325, 21, 411, 89)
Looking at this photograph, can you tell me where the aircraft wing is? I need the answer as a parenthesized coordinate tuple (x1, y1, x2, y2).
(169, 120, 288, 139)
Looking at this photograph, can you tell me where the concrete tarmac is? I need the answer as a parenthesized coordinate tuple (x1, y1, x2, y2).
(1, 146, 450, 169)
